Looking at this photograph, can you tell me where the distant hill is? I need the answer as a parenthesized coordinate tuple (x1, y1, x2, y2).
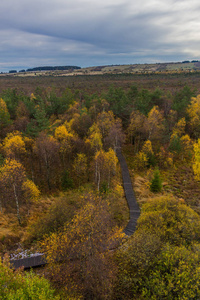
(80, 61, 200, 74)
(7, 61, 200, 77)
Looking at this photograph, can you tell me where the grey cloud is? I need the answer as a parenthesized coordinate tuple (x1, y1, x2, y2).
(0, 0, 200, 71)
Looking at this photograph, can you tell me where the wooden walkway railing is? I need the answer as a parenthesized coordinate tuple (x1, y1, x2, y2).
(9, 147, 140, 269)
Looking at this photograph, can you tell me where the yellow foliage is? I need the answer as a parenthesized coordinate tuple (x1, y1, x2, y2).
(134, 151, 148, 170)
(55, 125, 73, 141)
(146, 106, 164, 140)
(105, 148, 118, 172)
(127, 110, 146, 142)
(3, 132, 26, 158)
(73, 153, 87, 184)
(23, 136, 35, 151)
(114, 184, 124, 197)
(187, 95, 200, 135)
(97, 110, 115, 137)
(41, 195, 124, 297)
(157, 147, 174, 168)
(0, 98, 8, 112)
(141, 140, 154, 156)
(128, 110, 145, 134)
(67, 101, 80, 116)
(0, 98, 11, 128)
(86, 123, 103, 150)
(172, 117, 186, 136)
(180, 134, 193, 160)
(30, 93, 36, 100)
(22, 179, 40, 202)
(0, 158, 25, 182)
(193, 139, 200, 181)
(94, 148, 118, 190)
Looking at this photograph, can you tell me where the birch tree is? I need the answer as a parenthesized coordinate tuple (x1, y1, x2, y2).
(0, 159, 40, 224)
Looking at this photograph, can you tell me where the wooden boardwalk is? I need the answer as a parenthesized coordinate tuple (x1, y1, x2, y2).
(9, 147, 140, 269)
(10, 254, 46, 270)
(115, 147, 140, 235)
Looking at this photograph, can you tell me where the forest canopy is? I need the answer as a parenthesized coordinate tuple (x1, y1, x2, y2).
(1, 74, 200, 299)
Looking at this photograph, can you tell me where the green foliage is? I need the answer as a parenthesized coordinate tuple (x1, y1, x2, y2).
(61, 170, 74, 190)
(0, 256, 59, 299)
(34, 105, 49, 131)
(150, 169, 162, 192)
(46, 88, 75, 117)
(138, 196, 200, 245)
(132, 88, 163, 116)
(105, 85, 132, 118)
(142, 243, 200, 300)
(150, 87, 163, 107)
(115, 233, 162, 299)
(134, 88, 152, 115)
(127, 84, 138, 100)
(115, 196, 200, 299)
(1, 89, 19, 119)
(100, 180, 109, 194)
(27, 194, 79, 241)
(0, 154, 4, 166)
(172, 85, 195, 119)
(142, 140, 156, 167)
(169, 133, 181, 154)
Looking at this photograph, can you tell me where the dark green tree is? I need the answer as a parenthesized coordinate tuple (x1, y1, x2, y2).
(172, 85, 196, 119)
(150, 168, 162, 192)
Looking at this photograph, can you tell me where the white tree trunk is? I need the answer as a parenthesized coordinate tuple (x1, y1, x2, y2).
(13, 183, 21, 225)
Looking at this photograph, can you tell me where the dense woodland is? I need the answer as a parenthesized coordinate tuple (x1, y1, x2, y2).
(1, 73, 200, 299)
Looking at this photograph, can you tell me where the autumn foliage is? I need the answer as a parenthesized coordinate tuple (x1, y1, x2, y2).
(0, 81, 200, 299)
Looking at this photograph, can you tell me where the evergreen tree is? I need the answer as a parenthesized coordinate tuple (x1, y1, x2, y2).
(150, 168, 162, 192)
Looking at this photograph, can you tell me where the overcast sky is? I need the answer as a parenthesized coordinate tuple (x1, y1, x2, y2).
(0, 0, 200, 72)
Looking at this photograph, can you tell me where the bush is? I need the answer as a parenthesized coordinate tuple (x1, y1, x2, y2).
(27, 195, 81, 242)
(142, 243, 200, 299)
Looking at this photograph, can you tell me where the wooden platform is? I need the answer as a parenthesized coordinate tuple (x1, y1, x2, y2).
(10, 254, 46, 270)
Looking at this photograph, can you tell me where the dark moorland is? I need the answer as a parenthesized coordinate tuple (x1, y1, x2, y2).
(1, 71, 200, 95)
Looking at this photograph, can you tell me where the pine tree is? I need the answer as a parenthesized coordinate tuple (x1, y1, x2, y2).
(150, 168, 162, 193)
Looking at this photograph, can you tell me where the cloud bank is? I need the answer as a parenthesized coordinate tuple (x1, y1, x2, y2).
(0, 0, 200, 71)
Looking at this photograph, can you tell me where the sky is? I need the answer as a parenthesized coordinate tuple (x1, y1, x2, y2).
(0, 0, 200, 72)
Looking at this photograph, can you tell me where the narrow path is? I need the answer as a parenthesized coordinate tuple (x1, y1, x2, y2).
(115, 147, 140, 236)
(10, 147, 140, 269)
